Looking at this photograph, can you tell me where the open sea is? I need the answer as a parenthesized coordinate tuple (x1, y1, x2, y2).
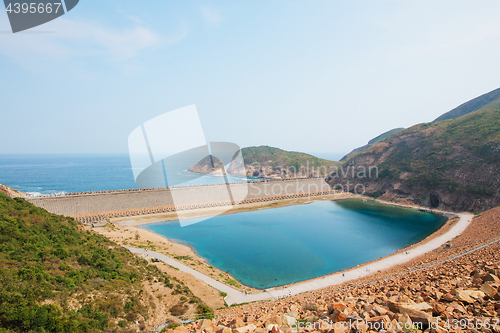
(0, 154, 254, 195)
(144, 199, 446, 289)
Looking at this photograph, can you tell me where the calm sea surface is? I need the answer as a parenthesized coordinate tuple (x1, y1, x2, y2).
(144, 199, 446, 289)
(0, 154, 255, 195)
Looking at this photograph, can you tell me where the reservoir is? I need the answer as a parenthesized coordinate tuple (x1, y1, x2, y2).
(144, 199, 446, 289)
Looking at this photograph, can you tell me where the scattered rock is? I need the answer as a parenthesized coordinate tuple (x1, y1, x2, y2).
(265, 324, 278, 332)
(482, 273, 500, 283)
(398, 302, 433, 314)
(480, 283, 498, 298)
(455, 289, 485, 303)
(232, 324, 256, 333)
(279, 315, 296, 327)
(264, 316, 282, 328)
(200, 319, 215, 332)
(216, 327, 231, 333)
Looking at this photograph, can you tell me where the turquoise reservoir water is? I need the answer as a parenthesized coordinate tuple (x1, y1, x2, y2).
(143, 199, 446, 289)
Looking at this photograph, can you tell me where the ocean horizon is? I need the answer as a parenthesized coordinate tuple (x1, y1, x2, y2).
(0, 153, 256, 195)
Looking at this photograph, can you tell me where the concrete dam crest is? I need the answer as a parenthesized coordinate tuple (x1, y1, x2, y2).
(26, 179, 334, 224)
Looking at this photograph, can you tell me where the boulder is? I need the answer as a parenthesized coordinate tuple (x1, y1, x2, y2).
(264, 316, 282, 328)
(432, 303, 447, 316)
(398, 306, 434, 329)
(216, 327, 232, 333)
(455, 289, 485, 303)
(265, 324, 278, 332)
(398, 302, 433, 314)
(174, 326, 189, 333)
(327, 303, 347, 313)
(233, 324, 256, 333)
(482, 273, 500, 283)
(487, 266, 500, 276)
(399, 314, 413, 331)
(372, 304, 390, 315)
(329, 309, 347, 322)
(387, 301, 399, 313)
(366, 315, 390, 330)
(279, 315, 296, 327)
(448, 302, 466, 314)
(481, 283, 498, 298)
(200, 319, 215, 332)
(279, 325, 292, 333)
(229, 318, 245, 329)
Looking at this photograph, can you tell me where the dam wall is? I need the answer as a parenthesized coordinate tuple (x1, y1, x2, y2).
(26, 179, 332, 222)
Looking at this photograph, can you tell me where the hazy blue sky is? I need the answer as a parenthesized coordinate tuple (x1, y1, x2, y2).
(1, 1, 500, 159)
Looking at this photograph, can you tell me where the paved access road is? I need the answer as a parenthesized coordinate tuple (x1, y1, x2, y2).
(127, 212, 473, 306)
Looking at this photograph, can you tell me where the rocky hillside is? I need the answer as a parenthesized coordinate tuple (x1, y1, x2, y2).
(0, 184, 25, 197)
(189, 146, 339, 179)
(0, 193, 212, 332)
(329, 107, 500, 212)
(340, 128, 405, 162)
(188, 155, 226, 176)
(231, 146, 338, 179)
(434, 87, 500, 122)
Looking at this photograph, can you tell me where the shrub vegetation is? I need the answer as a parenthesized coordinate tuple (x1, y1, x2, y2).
(0, 193, 210, 332)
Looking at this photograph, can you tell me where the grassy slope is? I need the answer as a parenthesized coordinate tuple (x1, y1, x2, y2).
(337, 108, 500, 212)
(340, 128, 405, 161)
(434, 87, 500, 122)
(240, 145, 338, 169)
(0, 194, 211, 333)
(367, 128, 406, 145)
(190, 146, 339, 176)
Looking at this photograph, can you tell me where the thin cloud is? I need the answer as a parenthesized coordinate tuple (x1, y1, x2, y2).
(115, 3, 146, 27)
(199, 5, 222, 26)
(0, 16, 179, 72)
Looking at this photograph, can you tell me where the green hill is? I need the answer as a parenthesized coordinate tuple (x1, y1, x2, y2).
(434, 87, 500, 122)
(232, 145, 339, 178)
(239, 146, 337, 169)
(340, 128, 405, 161)
(190, 146, 339, 178)
(331, 107, 500, 212)
(0, 194, 211, 332)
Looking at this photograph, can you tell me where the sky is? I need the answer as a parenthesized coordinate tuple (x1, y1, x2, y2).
(1, 0, 500, 160)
